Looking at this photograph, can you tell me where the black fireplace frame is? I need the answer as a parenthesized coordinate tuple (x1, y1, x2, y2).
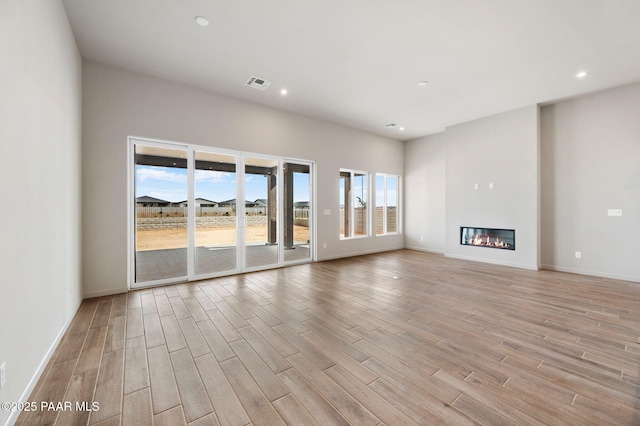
(460, 226, 515, 250)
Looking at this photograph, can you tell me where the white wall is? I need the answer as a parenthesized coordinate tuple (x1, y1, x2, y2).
(445, 106, 540, 269)
(541, 83, 640, 282)
(82, 62, 404, 297)
(0, 1, 82, 424)
(404, 105, 540, 270)
(404, 132, 447, 253)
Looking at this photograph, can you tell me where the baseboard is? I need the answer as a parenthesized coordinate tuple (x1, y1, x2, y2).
(541, 264, 640, 283)
(445, 253, 539, 271)
(4, 297, 83, 426)
(319, 245, 405, 262)
(83, 287, 128, 299)
(404, 245, 445, 254)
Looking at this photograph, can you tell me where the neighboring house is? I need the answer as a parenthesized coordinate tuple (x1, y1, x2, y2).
(219, 199, 260, 208)
(172, 198, 218, 207)
(136, 196, 170, 207)
(294, 201, 309, 209)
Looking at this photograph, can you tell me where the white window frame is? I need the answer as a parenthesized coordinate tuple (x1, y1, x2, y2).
(339, 168, 371, 239)
(376, 173, 401, 236)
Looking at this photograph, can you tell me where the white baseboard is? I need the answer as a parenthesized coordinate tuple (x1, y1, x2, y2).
(541, 264, 640, 283)
(404, 245, 445, 254)
(4, 297, 83, 426)
(319, 245, 405, 262)
(84, 287, 128, 299)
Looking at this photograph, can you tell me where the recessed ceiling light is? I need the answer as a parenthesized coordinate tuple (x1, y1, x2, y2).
(417, 81, 429, 87)
(399, 127, 405, 131)
(576, 71, 588, 78)
(195, 16, 210, 27)
(280, 89, 288, 96)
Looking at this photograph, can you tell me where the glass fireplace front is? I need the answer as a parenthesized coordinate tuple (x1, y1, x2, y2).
(460, 227, 515, 250)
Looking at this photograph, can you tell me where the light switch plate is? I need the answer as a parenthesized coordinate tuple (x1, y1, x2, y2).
(607, 209, 622, 217)
(323, 209, 331, 215)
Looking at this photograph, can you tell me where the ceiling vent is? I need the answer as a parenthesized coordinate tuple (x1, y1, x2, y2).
(245, 76, 271, 90)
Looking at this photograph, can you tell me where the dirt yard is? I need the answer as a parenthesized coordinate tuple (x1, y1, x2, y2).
(136, 226, 310, 251)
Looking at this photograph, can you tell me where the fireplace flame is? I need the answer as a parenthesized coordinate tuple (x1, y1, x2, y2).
(469, 234, 511, 249)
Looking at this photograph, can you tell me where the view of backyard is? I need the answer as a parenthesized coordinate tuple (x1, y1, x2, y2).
(136, 225, 310, 251)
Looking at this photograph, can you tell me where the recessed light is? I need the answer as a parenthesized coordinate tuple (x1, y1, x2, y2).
(194, 16, 209, 27)
(280, 89, 288, 96)
(576, 71, 588, 78)
(399, 127, 405, 131)
(417, 80, 429, 87)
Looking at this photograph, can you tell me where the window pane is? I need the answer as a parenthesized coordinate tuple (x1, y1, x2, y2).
(387, 176, 398, 233)
(134, 145, 188, 283)
(353, 173, 368, 236)
(376, 175, 384, 235)
(194, 151, 237, 275)
(339, 172, 349, 238)
(245, 157, 278, 268)
(340, 170, 369, 239)
(284, 163, 311, 262)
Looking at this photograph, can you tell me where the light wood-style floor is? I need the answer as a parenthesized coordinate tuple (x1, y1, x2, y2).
(17, 250, 640, 425)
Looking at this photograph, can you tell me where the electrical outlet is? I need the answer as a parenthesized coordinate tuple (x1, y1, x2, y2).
(1, 362, 6, 390)
(323, 243, 327, 249)
(575, 251, 581, 259)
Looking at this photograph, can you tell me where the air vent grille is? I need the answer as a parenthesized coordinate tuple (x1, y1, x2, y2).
(245, 76, 272, 90)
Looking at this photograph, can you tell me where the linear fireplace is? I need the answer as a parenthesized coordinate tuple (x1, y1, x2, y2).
(460, 227, 515, 250)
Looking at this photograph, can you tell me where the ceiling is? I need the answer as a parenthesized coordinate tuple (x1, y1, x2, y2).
(61, 0, 640, 140)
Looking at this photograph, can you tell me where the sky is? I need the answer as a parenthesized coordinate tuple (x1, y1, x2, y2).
(136, 165, 310, 203)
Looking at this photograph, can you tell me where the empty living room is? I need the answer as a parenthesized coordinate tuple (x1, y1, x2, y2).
(2, 0, 639, 425)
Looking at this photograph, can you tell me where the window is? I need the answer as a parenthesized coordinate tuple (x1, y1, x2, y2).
(376, 174, 399, 235)
(339, 169, 369, 238)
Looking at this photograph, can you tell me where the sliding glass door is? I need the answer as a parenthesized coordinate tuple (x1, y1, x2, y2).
(244, 157, 279, 270)
(134, 144, 189, 284)
(194, 151, 238, 276)
(283, 162, 312, 263)
(131, 139, 313, 288)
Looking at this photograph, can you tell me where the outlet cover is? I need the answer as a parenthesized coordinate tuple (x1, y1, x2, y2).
(575, 251, 581, 259)
(607, 209, 623, 217)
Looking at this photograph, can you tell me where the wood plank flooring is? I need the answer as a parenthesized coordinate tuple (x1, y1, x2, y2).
(16, 250, 640, 425)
